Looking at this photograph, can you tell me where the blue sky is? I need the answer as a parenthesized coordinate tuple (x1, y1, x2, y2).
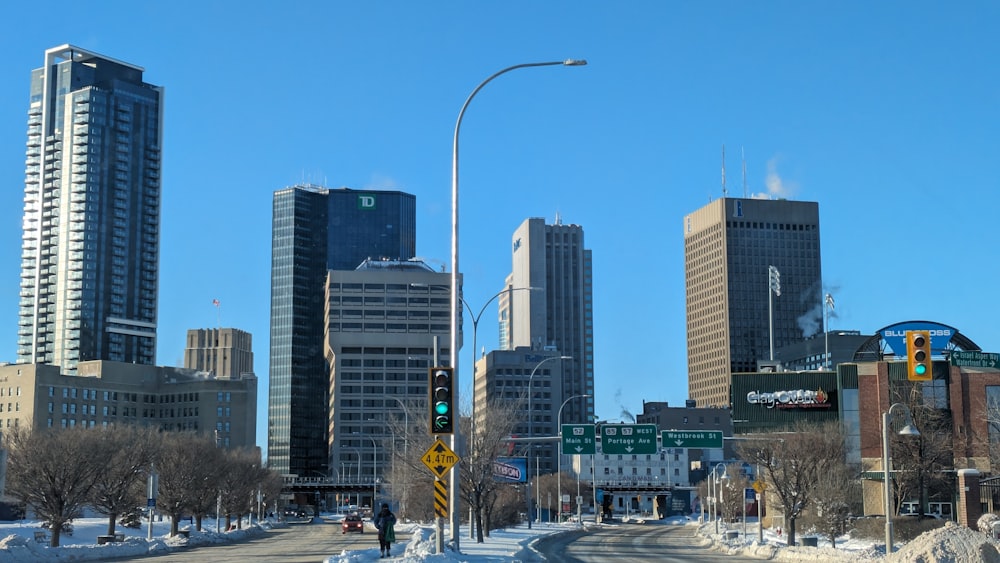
(1, 2, 998, 451)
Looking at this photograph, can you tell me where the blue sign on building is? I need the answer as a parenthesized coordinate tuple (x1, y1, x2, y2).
(493, 457, 527, 482)
(880, 321, 956, 357)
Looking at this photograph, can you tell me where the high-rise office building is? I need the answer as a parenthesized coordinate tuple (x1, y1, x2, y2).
(323, 259, 454, 507)
(184, 328, 254, 378)
(501, 217, 594, 426)
(684, 197, 823, 407)
(17, 45, 163, 372)
(268, 185, 416, 477)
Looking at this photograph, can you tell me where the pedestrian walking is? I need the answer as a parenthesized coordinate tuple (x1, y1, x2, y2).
(373, 503, 397, 558)
(374, 504, 396, 557)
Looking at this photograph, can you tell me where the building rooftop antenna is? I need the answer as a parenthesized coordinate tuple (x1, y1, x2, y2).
(741, 146, 748, 198)
(721, 144, 727, 197)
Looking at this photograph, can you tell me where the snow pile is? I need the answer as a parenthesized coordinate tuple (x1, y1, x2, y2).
(324, 524, 432, 563)
(888, 521, 1000, 563)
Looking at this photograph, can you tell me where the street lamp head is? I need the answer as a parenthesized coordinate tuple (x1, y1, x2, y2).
(899, 423, 920, 437)
(560, 356, 573, 360)
(563, 59, 588, 66)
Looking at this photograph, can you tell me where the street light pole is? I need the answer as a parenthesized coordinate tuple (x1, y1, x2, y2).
(465, 286, 540, 440)
(882, 402, 920, 554)
(557, 393, 591, 523)
(711, 463, 728, 535)
(450, 58, 586, 550)
(354, 433, 378, 508)
(526, 355, 571, 526)
(464, 286, 538, 540)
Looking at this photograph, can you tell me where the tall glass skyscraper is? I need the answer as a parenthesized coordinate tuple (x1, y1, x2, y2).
(684, 197, 823, 408)
(268, 185, 416, 477)
(17, 45, 163, 373)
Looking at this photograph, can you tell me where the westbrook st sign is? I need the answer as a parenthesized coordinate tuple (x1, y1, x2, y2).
(662, 430, 723, 449)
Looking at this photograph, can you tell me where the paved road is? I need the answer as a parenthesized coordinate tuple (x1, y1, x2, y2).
(534, 521, 762, 562)
(107, 520, 406, 563)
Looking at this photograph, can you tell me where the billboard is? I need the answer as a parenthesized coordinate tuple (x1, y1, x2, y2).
(493, 457, 527, 483)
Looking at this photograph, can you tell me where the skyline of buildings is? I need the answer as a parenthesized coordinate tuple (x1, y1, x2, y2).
(17, 45, 164, 374)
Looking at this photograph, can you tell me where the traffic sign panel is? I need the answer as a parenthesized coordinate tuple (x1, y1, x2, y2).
(421, 438, 460, 478)
(951, 351, 1000, 369)
(561, 424, 596, 455)
(752, 479, 767, 494)
(600, 424, 657, 455)
(661, 430, 723, 449)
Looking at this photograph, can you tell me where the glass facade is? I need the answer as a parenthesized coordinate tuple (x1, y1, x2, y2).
(17, 46, 162, 373)
(268, 186, 416, 477)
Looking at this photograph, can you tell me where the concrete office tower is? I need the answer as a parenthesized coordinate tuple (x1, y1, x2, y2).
(502, 217, 594, 426)
(269, 185, 416, 477)
(684, 197, 823, 407)
(324, 259, 455, 506)
(184, 328, 254, 378)
(17, 45, 164, 372)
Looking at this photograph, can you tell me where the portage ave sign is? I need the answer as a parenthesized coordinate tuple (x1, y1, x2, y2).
(662, 430, 723, 449)
(600, 424, 657, 455)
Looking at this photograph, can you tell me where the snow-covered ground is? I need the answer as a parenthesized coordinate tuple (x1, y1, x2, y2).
(0, 513, 996, 562)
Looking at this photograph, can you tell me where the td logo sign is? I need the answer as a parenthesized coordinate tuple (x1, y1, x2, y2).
(358, 195, 376, 209)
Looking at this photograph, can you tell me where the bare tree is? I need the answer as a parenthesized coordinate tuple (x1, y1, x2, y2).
(219, 448, 264, 529)
(737, 421, 847, 547)
(157, 432, 224, 536)
(88, 425, 162, 536)
(891, 384, 953, 517)
(717, 464, 752, 525)
(460, 397, 522, 542)
(5, 427, 105, 546)
(806, 459, 858, 548)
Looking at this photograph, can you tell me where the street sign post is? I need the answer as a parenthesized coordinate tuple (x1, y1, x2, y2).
(561, 424, 596, 454)
(600, 424, 657, 455)
(950, 351, 1000, 369)
(661, 430, 724, 449)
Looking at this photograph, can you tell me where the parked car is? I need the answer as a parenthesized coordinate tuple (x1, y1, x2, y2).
(342, 513, 364, 534)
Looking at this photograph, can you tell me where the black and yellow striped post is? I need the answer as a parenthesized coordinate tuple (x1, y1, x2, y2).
(434, 478, 448, 517)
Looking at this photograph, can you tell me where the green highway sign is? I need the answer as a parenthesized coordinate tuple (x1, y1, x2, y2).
(951, 351, 1000, 369)
(561, 424, 596, 455)
(662, 430, 723, 449)
(600, 424, 658, 455)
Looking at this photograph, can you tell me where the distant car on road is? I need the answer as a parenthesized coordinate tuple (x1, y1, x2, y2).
(342, 514, 364, 534)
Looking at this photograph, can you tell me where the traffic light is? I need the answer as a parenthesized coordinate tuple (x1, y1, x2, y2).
(906, 330, 932, 381)
(429, 367, 454, 434)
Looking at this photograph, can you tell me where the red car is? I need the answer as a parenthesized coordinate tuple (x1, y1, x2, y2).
(342, 514, 364, 534)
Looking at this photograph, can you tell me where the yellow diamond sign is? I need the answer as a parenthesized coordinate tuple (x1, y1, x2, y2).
(752, 479, 767, 494)
(421, 438, 460, 478)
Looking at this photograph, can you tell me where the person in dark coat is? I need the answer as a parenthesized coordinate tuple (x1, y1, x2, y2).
(373, 503, 397, 558)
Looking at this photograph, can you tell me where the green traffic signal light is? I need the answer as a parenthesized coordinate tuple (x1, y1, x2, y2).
(914, 363, 927, 376)
(429, 367, 454, 434)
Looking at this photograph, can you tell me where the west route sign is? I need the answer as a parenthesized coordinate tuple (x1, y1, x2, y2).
(561, 424, 596, 455)
(600, 424, 657, 455)
(661, 430, 723, 449)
